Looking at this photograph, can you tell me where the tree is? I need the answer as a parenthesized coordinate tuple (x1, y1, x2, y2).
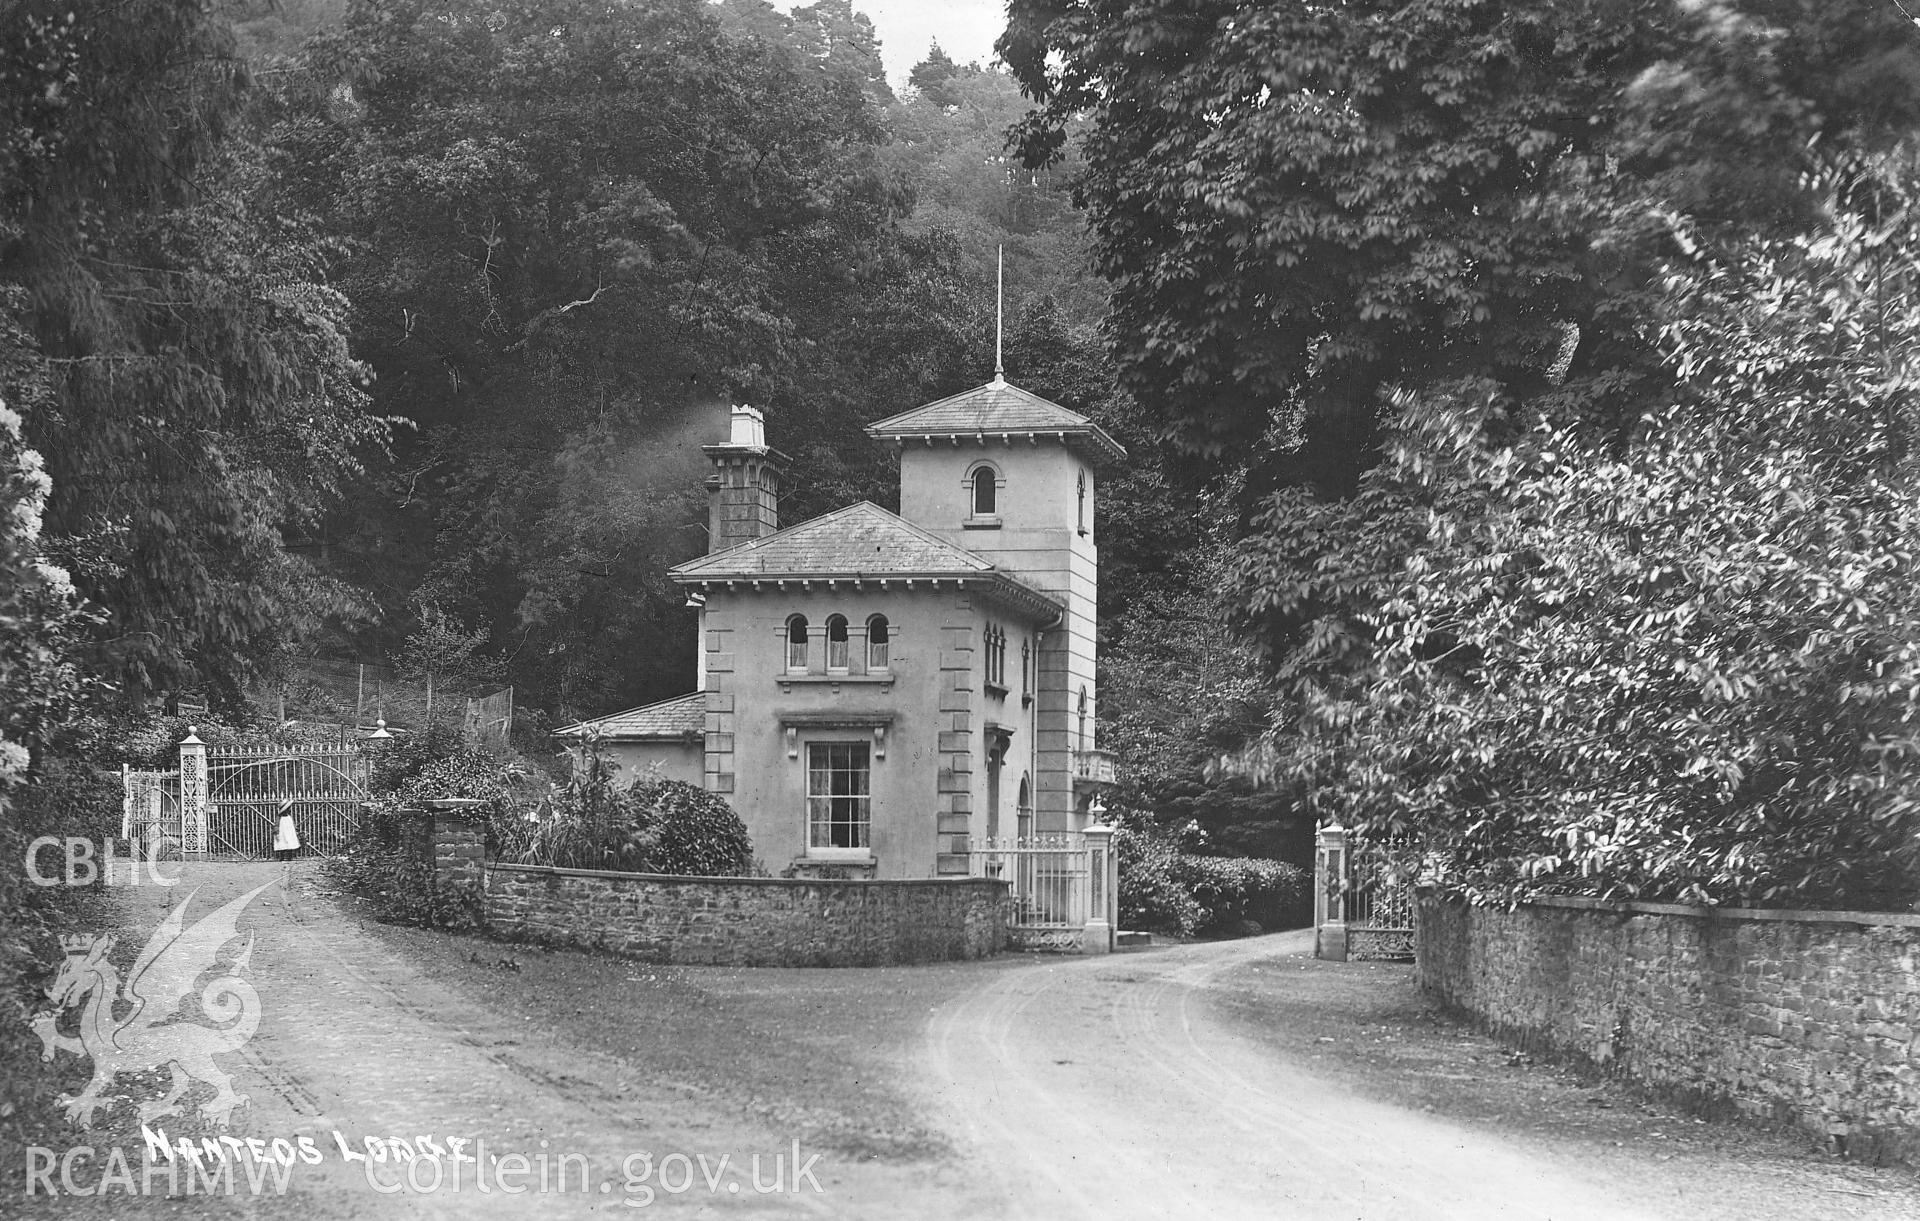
(396, 601, 495, 720)
(908, 43, 962, 108)
(999, 0, 1920, 495)
(1000, 0, 1920, 902)
(1246, 165, 1920, 908)
(270, 0, 983, 714)
(886, 56, 1100, 327)
(2, 0, 390, 708)
(1099, 572, 1303, 861)
(790, 0, 895, 105)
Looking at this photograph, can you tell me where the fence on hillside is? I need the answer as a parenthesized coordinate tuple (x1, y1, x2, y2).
(263, 657, 513, 744)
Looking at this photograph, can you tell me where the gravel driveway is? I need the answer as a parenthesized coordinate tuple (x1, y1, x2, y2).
(21, 861, 1918, 1220)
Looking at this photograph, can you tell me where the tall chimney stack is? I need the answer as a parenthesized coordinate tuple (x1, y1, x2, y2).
(701, 404, 788, 554)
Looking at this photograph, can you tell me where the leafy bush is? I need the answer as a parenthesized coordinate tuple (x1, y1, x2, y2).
(631, 777, 753, 876)
(493, 737, 752, 876)
(1178, 855, 1309, 935)
(367, 721, 467, 793)
(1115, 822, 1308, 937)
(1115, 825, 1202, 935)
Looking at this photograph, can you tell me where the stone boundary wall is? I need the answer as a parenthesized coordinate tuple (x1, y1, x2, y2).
(484, 863, 1008, 967)
(1417, 894, 1920, 1166)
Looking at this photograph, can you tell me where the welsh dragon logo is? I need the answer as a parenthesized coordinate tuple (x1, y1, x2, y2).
(31, 882, 273, 1128)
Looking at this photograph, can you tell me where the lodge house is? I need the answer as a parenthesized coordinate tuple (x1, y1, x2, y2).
(557, 373, 1124, 879)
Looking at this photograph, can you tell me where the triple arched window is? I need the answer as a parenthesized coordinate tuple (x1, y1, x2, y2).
(785, 612, 890, 675)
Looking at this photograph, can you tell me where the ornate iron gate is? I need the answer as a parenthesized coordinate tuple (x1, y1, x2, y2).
(1314, 824, 1416, 960)
(205, 746, 369, 859)
(123, 733, 374, 859)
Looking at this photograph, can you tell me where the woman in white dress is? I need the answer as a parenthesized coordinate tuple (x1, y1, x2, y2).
(273, 799, 301, 862)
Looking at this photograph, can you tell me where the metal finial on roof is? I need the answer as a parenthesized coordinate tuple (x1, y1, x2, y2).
(993, 244, 1005, 384)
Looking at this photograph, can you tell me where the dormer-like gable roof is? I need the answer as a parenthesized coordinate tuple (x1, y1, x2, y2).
(864, 378, 1127, 464)
(669, 501, 1062, 621)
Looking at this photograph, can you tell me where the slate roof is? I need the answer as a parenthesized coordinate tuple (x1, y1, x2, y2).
(865, 377, 1127, 463)
(554, 692, 704, 740)
(671, 501, 995, 579)
(669, 502, 1063, 621)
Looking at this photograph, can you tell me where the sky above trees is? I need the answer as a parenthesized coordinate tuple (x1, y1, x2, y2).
(769, 0, 1002, 85)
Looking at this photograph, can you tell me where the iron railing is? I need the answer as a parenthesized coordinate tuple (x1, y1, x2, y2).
(969, 834, 1092, 930)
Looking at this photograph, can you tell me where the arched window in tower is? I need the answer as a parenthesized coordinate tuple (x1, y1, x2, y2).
(971, 464, 998, 517)
(826, 614, 849, 671)
(1017, 775, 1032, 840)
(866, 614, 889, 672)
(786, 615, 809, 672)
(1077, 686, 1090, 753)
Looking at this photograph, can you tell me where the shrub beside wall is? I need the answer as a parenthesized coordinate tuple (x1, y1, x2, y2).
(1418, 894, 1920, 1167)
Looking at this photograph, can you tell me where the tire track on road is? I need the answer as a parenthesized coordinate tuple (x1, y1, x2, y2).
(923, 934, 1670, 1221)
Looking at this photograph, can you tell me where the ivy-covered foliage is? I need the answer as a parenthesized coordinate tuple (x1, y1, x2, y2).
(325, 806, 484, 931)
(326, 743, 522, 928)
(1114, 824, 1202, 936)
(369, 730, 514, 804)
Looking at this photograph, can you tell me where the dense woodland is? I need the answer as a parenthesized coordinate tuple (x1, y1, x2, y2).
(6, 0, 1920, 921)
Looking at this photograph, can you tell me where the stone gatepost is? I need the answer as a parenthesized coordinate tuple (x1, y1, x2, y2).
(178, 728, 209, 859)
(1082, 821, 1116, 955)
(1315, 822, 1349, 962)
(421, 798, 488, 894)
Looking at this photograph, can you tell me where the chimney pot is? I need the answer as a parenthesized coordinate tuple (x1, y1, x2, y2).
(730, 404, 766, 449)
